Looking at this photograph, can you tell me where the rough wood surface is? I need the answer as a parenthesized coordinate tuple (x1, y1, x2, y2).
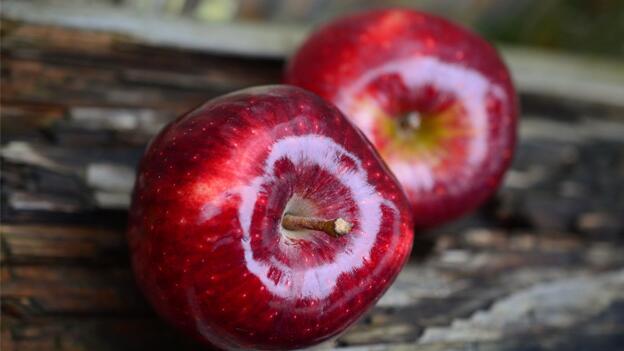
(4, 0, 624, 109)
(2, 9, 624, 351)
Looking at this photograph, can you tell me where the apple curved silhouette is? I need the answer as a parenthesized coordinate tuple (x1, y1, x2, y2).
(286, 9, 518, 228)
(128, 85, 414, 350)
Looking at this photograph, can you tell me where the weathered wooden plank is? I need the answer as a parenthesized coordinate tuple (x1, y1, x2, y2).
(1, 0, 305, 59)
(338, 305, 624, 350)
(4, 112, 623, 236)
(2, 265, 146, 316)
(503, 47, 624, 109)
(3, 224, 623, 313)
(418, 269, 624, 344)
(1, 20, 283, 87)
(1, 225, 125, 264)
(3, 0, 624, 109)
(0, 102, 67, 133)
(1, 16, 285, 77)
(1, 56, 214, 110)
(1, 226, 623, 349)
(1, 142, 142, 175)
(1, 316, 203, 351)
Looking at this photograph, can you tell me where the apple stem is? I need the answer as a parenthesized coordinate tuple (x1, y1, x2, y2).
(281, 214, 353, 237)
(399, 111, 422, 130)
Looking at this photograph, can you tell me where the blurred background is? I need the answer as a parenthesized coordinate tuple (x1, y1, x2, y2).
(2, 0, 624, 350)
(7, 0, 623, 57)
(121, 0, 624, 58)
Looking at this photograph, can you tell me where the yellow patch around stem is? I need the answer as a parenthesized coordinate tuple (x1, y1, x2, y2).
(377, 103, 471, 162)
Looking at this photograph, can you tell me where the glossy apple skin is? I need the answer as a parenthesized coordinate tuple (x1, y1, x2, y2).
(285, 8, 518, 229)
(127, 85, 414, 350)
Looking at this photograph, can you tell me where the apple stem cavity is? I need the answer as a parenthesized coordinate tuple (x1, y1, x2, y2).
(281, 214, 353, 237)
(399, 111, 422, 131)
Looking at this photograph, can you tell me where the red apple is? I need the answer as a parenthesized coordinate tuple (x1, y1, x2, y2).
(127, 85, 413, 350)
(285, 9, 518, 228)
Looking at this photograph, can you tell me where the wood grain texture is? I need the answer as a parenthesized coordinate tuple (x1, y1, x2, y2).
(3, 0, 624, 109)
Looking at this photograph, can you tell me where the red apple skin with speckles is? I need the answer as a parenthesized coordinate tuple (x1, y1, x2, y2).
(285, 8, 518, 229)
(127, 85, 414, 350)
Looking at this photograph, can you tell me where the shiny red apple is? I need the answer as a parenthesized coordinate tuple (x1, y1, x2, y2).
(127, 85, 414, 350)
(285, 8, 518, 228)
